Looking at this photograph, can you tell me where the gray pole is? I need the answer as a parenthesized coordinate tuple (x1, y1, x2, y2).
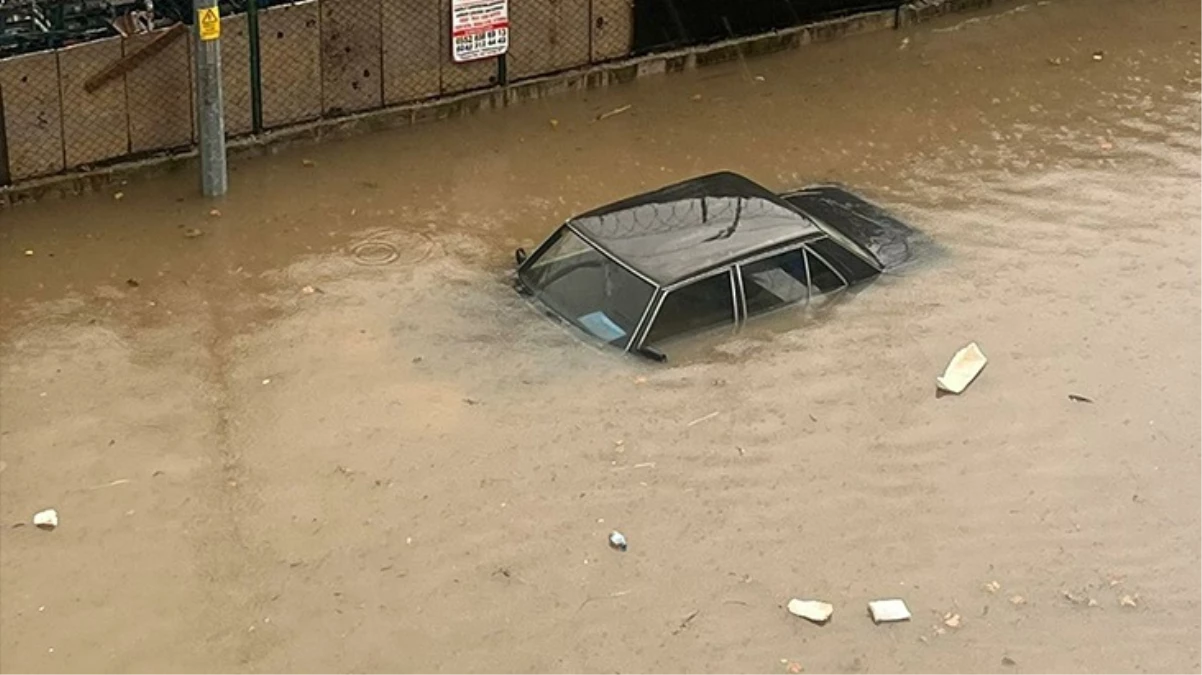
(193, 0, 227, 197)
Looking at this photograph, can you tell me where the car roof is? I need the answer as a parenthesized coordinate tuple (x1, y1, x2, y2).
(568, 172, 822, 286)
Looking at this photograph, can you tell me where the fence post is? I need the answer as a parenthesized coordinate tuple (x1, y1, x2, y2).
(0, 83, 9, 187)
(193, 0, 228, 196)
(247, 0, 264, 133)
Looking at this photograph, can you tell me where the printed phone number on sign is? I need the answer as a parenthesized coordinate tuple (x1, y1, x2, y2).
(453, 26, 508, 61)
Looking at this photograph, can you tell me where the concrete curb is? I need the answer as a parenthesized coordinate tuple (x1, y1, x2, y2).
(1, 1, 996, 207)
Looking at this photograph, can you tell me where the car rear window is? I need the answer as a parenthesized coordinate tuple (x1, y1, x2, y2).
(520, 227, 655, 346)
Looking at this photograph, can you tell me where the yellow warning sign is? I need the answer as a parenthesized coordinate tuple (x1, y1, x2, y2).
(198, 7, 220, 41)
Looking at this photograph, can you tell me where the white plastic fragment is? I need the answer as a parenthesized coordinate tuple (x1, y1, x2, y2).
(868, 599, 911, 624)
(608, 531, 628, 551)
(936, 342, 988, 394)
(33, 509, 58, 530)
(787, 599, 834, 624)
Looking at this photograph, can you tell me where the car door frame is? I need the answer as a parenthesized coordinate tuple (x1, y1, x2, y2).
(632, 266, 741, 351)
(730, 237, 852, 325)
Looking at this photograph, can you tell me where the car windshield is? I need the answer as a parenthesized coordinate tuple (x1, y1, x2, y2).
(519, 227, 656, 347)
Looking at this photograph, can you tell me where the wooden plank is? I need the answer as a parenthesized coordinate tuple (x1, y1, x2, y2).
(507, 0, 589, 79)
(125, 27, 192, 152)
(0, 51, 64, 180)
(381, 0, 440, 105)
(58, 38, 128, 168)
(83, 23, 184, 94)
(590, 0, 633, 62)
(259, 0, 322, 128)
(321, 0, 384, 115)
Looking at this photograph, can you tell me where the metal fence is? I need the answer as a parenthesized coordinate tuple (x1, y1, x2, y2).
(0, 0, 901, 187)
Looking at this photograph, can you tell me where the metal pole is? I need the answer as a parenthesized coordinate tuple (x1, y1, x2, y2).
(193, 0, 227, 197)
(247, 0, 263, 133)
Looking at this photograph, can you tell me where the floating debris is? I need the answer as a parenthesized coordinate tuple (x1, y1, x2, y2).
(33, 509, 58, 530)
(936, 342, 988, 394)
(943, 612, 962, 628)
(596, 104, 632, 122)
(1068, 394, 1094, 403)
(787, 599, 834, 625)
(608, 531, 628, 552)
(868, 599, 911, 624)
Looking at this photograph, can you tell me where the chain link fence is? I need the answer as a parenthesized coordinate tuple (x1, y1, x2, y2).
(1, 0, 906, 186)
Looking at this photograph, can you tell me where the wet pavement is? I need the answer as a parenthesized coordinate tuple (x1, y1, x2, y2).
(1, 0, 1199, 671)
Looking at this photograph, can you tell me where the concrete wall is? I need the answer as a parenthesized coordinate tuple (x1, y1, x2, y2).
(126, 29, 193, 153)
(218, 14, 255, 137)
(260, 1, 323, 128)
(0, 52, 63, 180)
(1, 0, 1002, 192)
(507, 0, 590, 79)
(382, 0, 441, 104)
(591, 0, 634, 62)
(58, 38, 128, 168)
(321, 0, 384, 114)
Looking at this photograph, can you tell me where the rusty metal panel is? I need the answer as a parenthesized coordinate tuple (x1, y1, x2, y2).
(381, 0, 440, 105)
(439, 0, 496, 94)
(124, 28, 192, 153)
(321, 0, 383, 115)
(590, 0, 632, 62)
(259, 0, 322, 129)
(58, 38, 128, 168)
(0, 51, 64, 180)
(219, 13, 253, 136)
(507, 0, 589, 80)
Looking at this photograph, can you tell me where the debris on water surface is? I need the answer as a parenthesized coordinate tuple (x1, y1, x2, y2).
(208, 208, 221, 218)
(301, 159, 316, 167)
(943, 612, 962, 628)
(686, 411, 719, 427)
(1009, 594, 1027, 606)
(787, 599, 834, 625)
(113, 191, 124, 200)
(936, 342, 987, 394)
(33, 509, 58, 530)
(868, 599, 911, 624)
(984, 580, 1001, 594)
(1120, 594, 1139, 607)
(125, 278, 140, 288)
(1002, 656, 1017, 667)
(182, 227, 204, 239)
(1092, 50, 1104, 61)
(1068, 394, 1094, 403)
(786, 661, 803, 674)
(608, 531, 627, 551)
(1047, 56, 1065, 66)
(595, 104, 632, 121)
(672, 609, 700, 635)
(24, 250, 34, 256)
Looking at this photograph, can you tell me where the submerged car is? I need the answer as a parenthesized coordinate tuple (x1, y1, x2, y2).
(514, 172, 923, 360)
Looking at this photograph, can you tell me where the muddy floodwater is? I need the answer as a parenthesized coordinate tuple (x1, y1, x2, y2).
(1, 0, 1199, 672)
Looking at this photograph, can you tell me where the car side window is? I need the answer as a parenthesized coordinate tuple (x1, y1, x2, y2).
(740, 249, 809, 318)
(806, 249, 846, 295)
(644, 271, 736, 347)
